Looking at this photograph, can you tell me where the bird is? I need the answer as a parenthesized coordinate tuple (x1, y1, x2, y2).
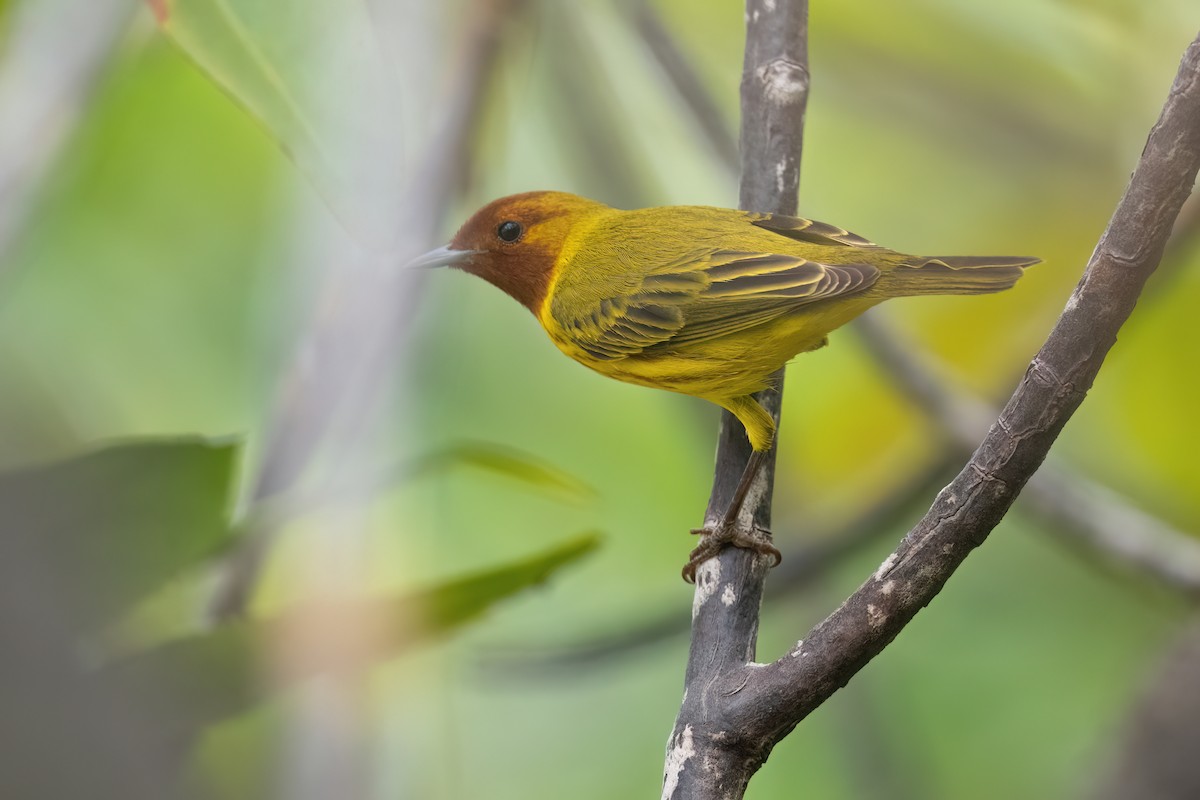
(412, 191, 1037, 581)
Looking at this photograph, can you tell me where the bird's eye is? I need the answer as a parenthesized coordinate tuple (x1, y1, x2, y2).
(497, 220, 523, 242)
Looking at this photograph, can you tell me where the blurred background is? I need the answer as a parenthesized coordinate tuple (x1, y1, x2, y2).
(1, 0, 1199, 798)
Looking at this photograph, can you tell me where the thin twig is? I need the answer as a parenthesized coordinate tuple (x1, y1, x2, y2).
(666, 25, 1200, 798)
(623, 0, 739, 172)
(544, 2, 657, 207)
(855, 313, 1200, 597)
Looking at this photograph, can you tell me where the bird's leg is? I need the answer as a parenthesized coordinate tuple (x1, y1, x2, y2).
(682, 449, 782, 583)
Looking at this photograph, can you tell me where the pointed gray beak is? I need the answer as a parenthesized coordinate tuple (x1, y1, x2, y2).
(406, 245, 482, 270)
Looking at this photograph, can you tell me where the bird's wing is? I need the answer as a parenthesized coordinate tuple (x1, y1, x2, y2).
(747, 213, 880, 248)
(550, 248, 879, 361)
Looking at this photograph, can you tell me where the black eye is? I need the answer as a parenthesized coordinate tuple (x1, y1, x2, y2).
(497, 220, 523, 242)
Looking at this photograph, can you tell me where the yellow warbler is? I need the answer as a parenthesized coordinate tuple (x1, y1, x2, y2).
(415, 191, 1037, 580)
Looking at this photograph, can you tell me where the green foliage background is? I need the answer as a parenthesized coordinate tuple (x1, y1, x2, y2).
(1, 1, 1198, 798)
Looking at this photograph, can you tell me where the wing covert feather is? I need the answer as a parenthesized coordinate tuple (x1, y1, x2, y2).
(749, 213, 878, 248)
(551, 245, 878, 360)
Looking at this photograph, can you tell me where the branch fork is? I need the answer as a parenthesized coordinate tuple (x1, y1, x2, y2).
(666, 8, 1200, 797)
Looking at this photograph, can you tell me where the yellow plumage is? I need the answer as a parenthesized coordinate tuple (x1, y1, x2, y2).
(418, 190, 1037, 578)
(503, 195, 1036, 452)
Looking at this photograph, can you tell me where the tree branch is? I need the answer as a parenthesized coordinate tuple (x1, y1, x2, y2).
(486, 453, 951, 674)
(624, 0, 1200, 600)
(664, 1, 808, 797)
(855, 313, 1200, 597)
(666, 20, 1200, 797)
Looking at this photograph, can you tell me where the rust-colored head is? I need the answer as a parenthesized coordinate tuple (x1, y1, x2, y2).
(422, 191, 608, 313)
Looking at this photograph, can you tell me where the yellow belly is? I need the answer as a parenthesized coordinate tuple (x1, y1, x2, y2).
(547, 298, 876, 405)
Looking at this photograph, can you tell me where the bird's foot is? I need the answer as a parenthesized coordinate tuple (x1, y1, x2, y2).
(681, 521, 782, 583)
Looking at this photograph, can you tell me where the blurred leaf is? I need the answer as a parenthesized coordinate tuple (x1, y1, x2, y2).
(99, 532, 601, 734)
(225, 443, 595, 557)
(0, 438, 238, 633)
(152, 0, 403, 242)
(414, 441, 596, 505)
(0, 349, 80, 466)
(416, 531, 600, 629)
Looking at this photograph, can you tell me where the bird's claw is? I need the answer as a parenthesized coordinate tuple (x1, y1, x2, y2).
(681, 522, 782, 583)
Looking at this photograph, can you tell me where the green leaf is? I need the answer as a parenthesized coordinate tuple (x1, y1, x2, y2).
(0, 438, 238, 633)
(99, 532, 601, 734)
(417, 532, 601, 632)
(151, 0, 403, 243)
(228, 443, 594, 550)
(414, 442, 597, 505)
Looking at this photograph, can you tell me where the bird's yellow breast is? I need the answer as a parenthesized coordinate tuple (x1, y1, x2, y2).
(538, 278, 875, 404)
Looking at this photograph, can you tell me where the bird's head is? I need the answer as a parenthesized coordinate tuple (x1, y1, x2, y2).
(410, 191, 608, 313)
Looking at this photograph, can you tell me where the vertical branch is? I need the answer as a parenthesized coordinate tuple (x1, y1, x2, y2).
(663, 7, 1200, 798)
(737, 1, 809, 217)
(625, 0, 1200, 596)
(664, 26, 1200, 799)
(699, 0, 810, 538)
(663, 2, 808, 799)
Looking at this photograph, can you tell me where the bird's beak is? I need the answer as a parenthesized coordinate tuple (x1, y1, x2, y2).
(406, 245, 482, 270)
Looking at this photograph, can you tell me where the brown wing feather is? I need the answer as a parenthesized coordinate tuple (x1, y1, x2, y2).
(749, 213, 878, 248)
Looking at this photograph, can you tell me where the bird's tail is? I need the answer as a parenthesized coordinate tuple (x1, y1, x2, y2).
(884, 255, 1040, 296)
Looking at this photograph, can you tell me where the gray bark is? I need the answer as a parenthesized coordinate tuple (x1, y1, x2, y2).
(665, 16, 1200, 799)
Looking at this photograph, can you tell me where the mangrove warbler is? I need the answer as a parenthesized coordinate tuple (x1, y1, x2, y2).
(415, 191, 1037, 580)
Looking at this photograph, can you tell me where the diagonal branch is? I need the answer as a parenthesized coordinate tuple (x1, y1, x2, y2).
(628, 0, 1200, 599)
(855, 313, 1200, 597)
(749, 23, 1200, 763)
(623, 0, 739, 172)
(666, 18, 1200, 797)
